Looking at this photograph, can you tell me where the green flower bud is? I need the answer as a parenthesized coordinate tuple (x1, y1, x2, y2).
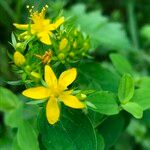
(15, 42, 25, 52)
(58, 53, 65, 60)
(73, 41, 77, 49)
(83, 42, 90, 51)
(31, 71, 40, 79)
(69, 52, 75, 58)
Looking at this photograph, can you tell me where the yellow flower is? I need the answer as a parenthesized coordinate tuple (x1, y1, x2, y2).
(13, 51, 26, 66)
(13, 5, 64, 45)
(22, 65, 84, 124)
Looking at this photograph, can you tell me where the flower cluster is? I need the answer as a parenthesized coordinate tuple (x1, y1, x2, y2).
(11, 5, 90, 124)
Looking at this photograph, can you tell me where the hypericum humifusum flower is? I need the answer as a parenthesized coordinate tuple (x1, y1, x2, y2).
(13, 51, 26, 66)
(22, 65, 84, 124)
(13, 5, 64, 45)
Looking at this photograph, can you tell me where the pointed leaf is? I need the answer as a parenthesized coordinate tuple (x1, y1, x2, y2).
(0, 87, 20, 112)
(110, 53, 133, 75)
(118, 74, 134, 103)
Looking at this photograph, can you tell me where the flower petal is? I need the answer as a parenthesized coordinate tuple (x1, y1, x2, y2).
(59, 94, 85, 109)
(37, 33, 51, 45)
(54, 17, 64, 29)
(22, 86, 50, 99)
(46, 97, 60, 124)
(45, 65, 57, 88)
(48, 24, 56, 31)
(58, 68, 77, 89)
(13, 23, 29, 30)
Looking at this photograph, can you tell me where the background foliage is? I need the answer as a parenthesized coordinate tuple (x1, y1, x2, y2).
(0, 0, 150, 150)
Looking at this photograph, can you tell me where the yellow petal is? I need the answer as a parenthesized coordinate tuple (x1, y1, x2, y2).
(13, 23, 29, 30)
(59, 94, 85, 109)
(45, 65, 57, 88)
(22, 86, 50, 99)
(37, 33, 52, 45)
(54, 17, 64, 29)
(58, 68, 77, 89)
(46, 97, 60, 124)
(48, 24, 56, 31)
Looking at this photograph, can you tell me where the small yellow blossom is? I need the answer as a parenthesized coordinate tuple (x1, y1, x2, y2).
(13, 5, 64, 45)
(13, 51, 26, 66)
(22, 65, 84, 124)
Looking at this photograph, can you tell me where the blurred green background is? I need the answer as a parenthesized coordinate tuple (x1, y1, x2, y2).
(0, 0, 150, 149)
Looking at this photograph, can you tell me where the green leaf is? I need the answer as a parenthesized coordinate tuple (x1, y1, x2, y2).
(86, 91, 119, 115)
(5, 104, 23, 128)
(96, 133, 105, 150)
(97, 114, 125, 149)
(140, 24, 150, 41)
(12, 136, 21, 150)
(0, 86, 20, 112)
(17, 120, 39, 150)
(0, 131, 13, 150)
(38, 107, 97, 150)
(141, 110, 150, 126)
(110, 53, 133, 75)
(77, 62, 120, 92)
(131, 89, 150, 110)
(122, 102, 143, 119)
(65, 4, 130, 50)
(88, 110, 104, 127)
(11, 32, 17, 46)
(118, 74, 134, 103)
(137, 77, 150, 89)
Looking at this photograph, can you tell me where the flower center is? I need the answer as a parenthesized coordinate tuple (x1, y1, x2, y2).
(31, 18, 50, 34)
(50, 85, 63, 98)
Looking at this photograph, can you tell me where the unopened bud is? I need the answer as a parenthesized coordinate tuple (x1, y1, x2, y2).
(31, 71, 40, 79)
(59, 38, 68, 51)
(74, 29, 78, 36)
(58, 53, 65, 60)
(13, 51, 26, 66)
(83, 42, 89, 50)
(69, 52, 75, 58)
(80, 94, 87, 100)
(16, 42, 25, 52)
(73, 41, 77, 49)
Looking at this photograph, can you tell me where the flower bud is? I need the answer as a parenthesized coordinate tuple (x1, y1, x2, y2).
(13, 51, 26, 66)
(80, 94, 87, 100)
(69, 52, 75, 58)
(73, 29, 78, 36)
(59, 38, 68, 51)
(58, 53, 65, 60)
(73, 41, 77, 49)
(31, 71, 40, 79)
(83, 42, 90, 51)
(15, 42, 25, 52)
(25, 65, 31, 72)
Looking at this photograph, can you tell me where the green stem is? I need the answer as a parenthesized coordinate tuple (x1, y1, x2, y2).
(127, 0, 139, 50)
